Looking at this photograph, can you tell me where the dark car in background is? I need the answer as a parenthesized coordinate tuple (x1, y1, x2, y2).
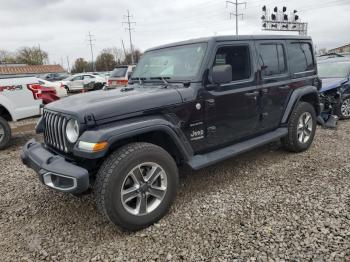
(318, 56, 350, 119)
(45, 72, 70, 81)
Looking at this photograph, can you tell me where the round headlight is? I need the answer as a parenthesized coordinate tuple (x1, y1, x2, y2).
(66, 119, 79, 143)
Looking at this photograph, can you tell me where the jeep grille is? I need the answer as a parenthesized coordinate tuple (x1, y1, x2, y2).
(43, 110, 68, 152)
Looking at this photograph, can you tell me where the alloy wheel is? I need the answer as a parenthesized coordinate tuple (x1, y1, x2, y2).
(341, 98, 350, 117)
(121, 162, 167, 216)
(297, 112, 313, 144)
(0, 125, 4, 143)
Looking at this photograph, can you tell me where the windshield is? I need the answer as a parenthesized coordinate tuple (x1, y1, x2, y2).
(318, 62, 350, 78)
(111, 67, 128, 77)
(132, 43, 207, 81)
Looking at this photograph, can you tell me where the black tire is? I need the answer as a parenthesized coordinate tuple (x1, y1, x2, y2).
(281, 102, 316, 152)
(64, 85, 70, 93)
(335, 95, 350, 120)
(93, 83, 104, 90)
(94, 142, 178, 231)
(0, 116, 11, 150)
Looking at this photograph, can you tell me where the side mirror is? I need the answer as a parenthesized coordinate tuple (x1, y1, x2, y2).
(212, 64, 232, 85)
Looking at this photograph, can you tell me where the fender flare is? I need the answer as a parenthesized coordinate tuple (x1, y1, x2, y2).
(281, 86, 320, 124)
(73, 115, 193, 160)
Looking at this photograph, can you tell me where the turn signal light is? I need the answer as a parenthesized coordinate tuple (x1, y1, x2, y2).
(78, 141, 108, 152)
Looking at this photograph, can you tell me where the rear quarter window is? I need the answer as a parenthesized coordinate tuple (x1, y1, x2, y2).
(288, 42, 315, 74)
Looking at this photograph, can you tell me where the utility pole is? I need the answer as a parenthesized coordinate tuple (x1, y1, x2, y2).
(122, 10, 136, 64)
(87, 31, 96, 71)
(66, 56, 70, 73)
(226, 0, 246, 35)
(121, 39, 128, 61)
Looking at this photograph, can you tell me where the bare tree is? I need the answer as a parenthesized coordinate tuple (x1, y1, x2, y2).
(16, 47, 48, 65)
(71, 58, 89, 73)
(0, 49, 16, 64)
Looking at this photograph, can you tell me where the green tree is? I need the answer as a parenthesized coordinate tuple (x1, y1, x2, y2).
(16, 47, 48, 65)
(71, 58, 89, 73)
(95, 49, 116, 71)
(123, 49, 142, 65)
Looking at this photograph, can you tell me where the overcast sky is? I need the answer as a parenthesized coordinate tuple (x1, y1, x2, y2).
(0, 0, 349, 69)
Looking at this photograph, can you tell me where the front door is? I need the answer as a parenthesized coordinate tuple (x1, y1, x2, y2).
(204, 42, 260, 149)
(70, 75, 83, 90)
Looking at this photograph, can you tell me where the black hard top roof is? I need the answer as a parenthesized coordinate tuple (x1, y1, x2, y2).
(146, 35, 312, 52)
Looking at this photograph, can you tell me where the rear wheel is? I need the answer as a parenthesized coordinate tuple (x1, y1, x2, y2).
(281, 102, 316, 152)
(94, 142, 178, 231)
(335, 95, 350, 119)
(0, 116, 11, 150)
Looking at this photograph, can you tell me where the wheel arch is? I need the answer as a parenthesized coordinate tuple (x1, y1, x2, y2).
(0, 104, 13, 121)
(74, 116, 193, 165)
(281, 86, 320, 124)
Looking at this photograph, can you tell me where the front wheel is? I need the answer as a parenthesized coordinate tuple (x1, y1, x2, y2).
(0, 116, 11, 150)
(94, 142, 178, 231)
(335, 95, 350, 119)
(281, 102, 316, 152)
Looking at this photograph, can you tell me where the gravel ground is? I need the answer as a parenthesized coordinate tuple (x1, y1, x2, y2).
(0, 119, 349, 261)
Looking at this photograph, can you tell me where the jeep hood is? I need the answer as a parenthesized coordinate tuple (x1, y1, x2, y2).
(46, 86, 183, 123)
(319, 77, 348, 93)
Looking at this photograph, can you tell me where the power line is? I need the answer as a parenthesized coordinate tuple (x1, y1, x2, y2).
(226, 0, 246, 35)
(86, 31, 96, 71)
(122, 9, 136, 64)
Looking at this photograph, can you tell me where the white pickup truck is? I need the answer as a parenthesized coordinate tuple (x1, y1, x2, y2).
(0, 77, 42, 149)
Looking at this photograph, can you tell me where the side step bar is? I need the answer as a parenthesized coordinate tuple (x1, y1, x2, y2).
(187, 128, 288, 170)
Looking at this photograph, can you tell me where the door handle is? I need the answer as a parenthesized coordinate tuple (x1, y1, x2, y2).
(244, 91, 259, 97)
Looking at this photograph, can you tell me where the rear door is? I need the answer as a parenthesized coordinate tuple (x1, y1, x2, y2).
(255, 40, 292, 132)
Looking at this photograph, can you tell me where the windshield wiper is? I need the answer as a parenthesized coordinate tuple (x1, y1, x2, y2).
(150, 76, 171, 84)
(130, 77, 146, 85)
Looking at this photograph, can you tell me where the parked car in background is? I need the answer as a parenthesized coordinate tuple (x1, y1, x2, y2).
(108, 65, 135, 87)
(0, 77, 42, 149)
(318, 56, 350, 119)
(22, 35, 320, 231)
(36, 78, 67, 98)
(97, 71, 111, 80)
(60, 73, 106, 92)
(45, 72, 70, 81)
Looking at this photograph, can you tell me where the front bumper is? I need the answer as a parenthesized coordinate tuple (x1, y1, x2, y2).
(21, 139, 89, 194)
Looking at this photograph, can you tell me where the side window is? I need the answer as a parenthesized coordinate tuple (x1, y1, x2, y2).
(213, 45, 251, 82)
(288, 42, 314, 73)
(72, 75, 82, 81)
(83, 75, 94, 79)
(258, 44, 286, 77)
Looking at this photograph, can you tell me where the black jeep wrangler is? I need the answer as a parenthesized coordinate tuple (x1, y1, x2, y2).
(22, 35, 320, 231)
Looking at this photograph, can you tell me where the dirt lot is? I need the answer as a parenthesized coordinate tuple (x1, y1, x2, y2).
(0, 119, 349, 261)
